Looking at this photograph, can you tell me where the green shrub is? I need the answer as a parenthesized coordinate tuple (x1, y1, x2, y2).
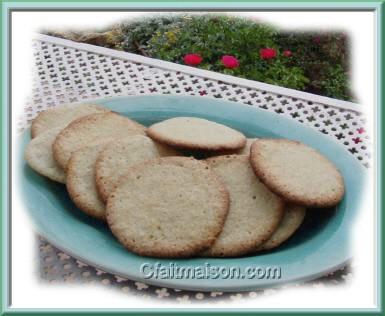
(45, 14, 353, 101)
(317, 64, 351, 100)
(276, 32, 352, 100)
(144, 15, 310, 91)
(148, 15, 276, 61)
(120, 15, 185, 55)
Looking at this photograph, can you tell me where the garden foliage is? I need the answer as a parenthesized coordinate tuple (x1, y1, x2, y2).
(48, 14, 353, 101)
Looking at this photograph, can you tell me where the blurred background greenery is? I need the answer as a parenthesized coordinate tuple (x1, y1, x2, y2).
(45, 14, 353, 101)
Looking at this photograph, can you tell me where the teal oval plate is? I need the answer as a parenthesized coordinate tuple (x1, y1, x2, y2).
(19, 95, 366, 291)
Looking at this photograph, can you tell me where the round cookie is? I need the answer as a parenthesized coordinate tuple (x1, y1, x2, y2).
(66, 142, 111, 220)
(250, 139, 345, 208)
(53, 112, 146, 169)
(24, 128, 66, 183)
(31, 103, 109, 138)
(106, 157, 230, 258)
(95, 135, 180, 202)
(257, 205, 306, 251)
(203, 155, 284, 257)
(147, 117, 246, 151)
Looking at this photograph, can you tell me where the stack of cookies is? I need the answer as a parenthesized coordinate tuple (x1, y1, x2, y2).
(25, 103, 345, 258)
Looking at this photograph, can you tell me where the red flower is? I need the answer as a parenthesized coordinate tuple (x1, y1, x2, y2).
(183, 54, 202, 66)
(260, 48, 277, 60)
(357, 127, 365, 134)
(221, 55, 239, 69)
(283, 50, 292, 57)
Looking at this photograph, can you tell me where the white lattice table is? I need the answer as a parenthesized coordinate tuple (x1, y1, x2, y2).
(25, 34, 368, 301)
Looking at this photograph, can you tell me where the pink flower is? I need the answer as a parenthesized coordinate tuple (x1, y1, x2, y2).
(260, 48, 277, 60)
(221, 55, 239, 69)
(183, 54, 202, 66)
(283, 50, 292, 57)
